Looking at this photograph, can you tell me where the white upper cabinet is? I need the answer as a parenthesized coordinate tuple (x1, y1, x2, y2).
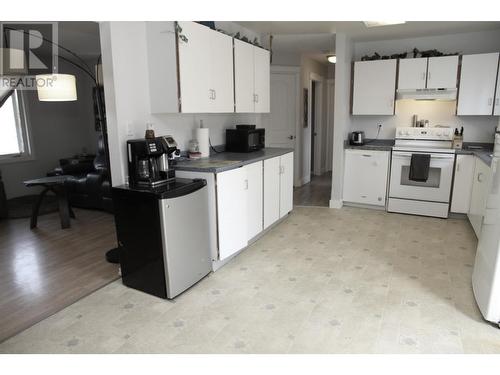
(352, 60, 397, 115)
(178, 21, 234, 113)
(234, 39, 271, 113)
(427, 56, 459, 89)
(398, 58, 427, 90)
(208, 30, 234, 113)
(495, 63, 500, 116)
(254, 47, 271, 113)
(397, 56, 458, 90)
(457, 52, 500, 116)
(177, 21, 212, 113)
(234, 39, 255, 113)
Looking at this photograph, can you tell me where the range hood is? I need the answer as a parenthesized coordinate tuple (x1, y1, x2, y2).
(396, 88, 457, 101)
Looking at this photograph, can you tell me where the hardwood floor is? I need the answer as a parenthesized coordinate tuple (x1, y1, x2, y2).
(293, 172, 332, 207)
(0, 208, 119, 343)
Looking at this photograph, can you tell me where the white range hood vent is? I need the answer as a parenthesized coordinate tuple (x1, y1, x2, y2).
(396, 88, 457, 101)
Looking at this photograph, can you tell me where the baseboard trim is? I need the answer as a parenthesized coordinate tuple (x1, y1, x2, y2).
(329, 199, 343, 209)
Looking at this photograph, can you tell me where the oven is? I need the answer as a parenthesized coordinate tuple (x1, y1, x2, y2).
(388, 150, 455, 218)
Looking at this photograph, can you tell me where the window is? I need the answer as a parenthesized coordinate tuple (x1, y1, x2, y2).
(0, 90, 32, 162)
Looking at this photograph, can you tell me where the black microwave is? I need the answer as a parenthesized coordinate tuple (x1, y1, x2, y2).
(225, 125, 265, 153)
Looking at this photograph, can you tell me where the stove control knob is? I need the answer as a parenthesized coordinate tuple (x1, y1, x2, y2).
(436, 131, 442, 136)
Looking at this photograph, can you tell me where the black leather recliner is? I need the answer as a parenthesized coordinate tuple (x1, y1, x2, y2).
(53, 135, 113, 212)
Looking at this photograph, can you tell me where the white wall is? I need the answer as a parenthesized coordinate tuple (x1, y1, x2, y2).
(1, 61, 98, 199)
(100, 21, 262, 187)
(352, 100, 498, 142)
(330, 33, 354, 207)
(351, 29, 500, 143)
(354, 29, 500, 60)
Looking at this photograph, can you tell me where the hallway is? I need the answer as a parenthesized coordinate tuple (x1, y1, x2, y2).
(293, 172, 332, 207)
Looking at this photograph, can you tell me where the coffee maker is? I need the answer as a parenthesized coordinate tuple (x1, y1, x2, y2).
(127, 135, 178, 188)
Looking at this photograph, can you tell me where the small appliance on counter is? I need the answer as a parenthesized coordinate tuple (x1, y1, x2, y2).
(349, 131, 365, 146)
(126, 135, 178, 188)
(226, 124, 265, 152)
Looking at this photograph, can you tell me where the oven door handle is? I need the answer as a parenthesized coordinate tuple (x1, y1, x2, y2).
(392, 151, 455, 160)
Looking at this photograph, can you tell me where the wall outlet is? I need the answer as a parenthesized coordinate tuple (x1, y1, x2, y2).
(126, 122, 134, 138)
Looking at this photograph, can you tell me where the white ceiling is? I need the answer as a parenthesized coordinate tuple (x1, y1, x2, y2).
(237, 21, 500, 41)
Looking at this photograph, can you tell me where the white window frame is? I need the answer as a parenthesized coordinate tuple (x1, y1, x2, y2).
(0, 90, 34, 164)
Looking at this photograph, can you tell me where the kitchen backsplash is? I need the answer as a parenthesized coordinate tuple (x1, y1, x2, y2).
(350, 100, 498, 142)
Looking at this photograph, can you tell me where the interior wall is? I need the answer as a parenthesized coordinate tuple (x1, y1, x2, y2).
(1, 61, 99, 199)
(352, 100, 498, 142)
(100, 21, 262, 186)
(351, 29, 500, 143)
(331, 32, 354, 207)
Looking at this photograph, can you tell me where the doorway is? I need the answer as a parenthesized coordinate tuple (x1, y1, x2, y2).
(294, 73, 332, 207)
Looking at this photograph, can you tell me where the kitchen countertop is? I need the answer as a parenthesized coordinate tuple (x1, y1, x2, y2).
(173, 147, 294, 173)
(456, 143, 494, 167)
(344, 139, 395, 151)
(344, 139, 494, 166)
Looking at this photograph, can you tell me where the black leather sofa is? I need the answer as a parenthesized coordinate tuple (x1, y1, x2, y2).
(51, 135, 113, 213)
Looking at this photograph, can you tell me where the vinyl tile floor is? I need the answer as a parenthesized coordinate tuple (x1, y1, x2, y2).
(1, 206, 499, 354)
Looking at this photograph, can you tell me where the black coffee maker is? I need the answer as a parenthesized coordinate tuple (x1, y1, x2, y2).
(127, 136, 177, 188)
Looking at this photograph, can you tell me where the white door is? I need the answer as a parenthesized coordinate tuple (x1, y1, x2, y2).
(262, 71, 298, 148)
(468, 158, 492, 237)
(457, 53, 499, 116)
(398, 58, 427, 90)
(234, 39, 255, 113)
(263, 156, 280, 229)
(177, 21, 211, 113)
(216, 167, 248, 260)
(494, 64, 500, 116)
(209, 29, 234, 113)
(343, 150, 389, 206)
(279, 153, 294, 218)
(427, 56, 459, 89)
(254, 46, 271, 113)
(450, 154, 475, 213)
(246, 161, 263, 241)
(352, 60, 397, 115)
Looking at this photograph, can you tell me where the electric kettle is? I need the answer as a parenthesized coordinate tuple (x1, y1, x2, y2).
(349, 131, 365, 145)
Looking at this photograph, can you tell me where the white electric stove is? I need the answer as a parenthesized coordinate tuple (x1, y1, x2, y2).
(388, 127, 456, 218)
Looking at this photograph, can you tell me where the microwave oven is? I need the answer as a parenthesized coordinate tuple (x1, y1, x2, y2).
(225, 125, 265, 153)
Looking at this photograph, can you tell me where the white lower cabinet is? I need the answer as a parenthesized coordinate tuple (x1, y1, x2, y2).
(216, 167, 248, 260)
(450, 155, 475, 213)
(246, 161, 263, 241)
(176, 153, 293, 266)
(264, 152, 294, 229)
(468, 158, 492, 237)
(343, 149, 390, 206)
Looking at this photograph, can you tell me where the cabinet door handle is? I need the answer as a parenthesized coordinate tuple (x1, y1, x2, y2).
(362, 154, 372, 157)
(422, 72, 426, 81)
(478, 172, 484, 183)
(427, 72, 431, 81)
(495, 98, 499, 106)
(213, 89, 216, 100)
(244, 179, 249, 190)
(488, 98, 493, 106)
(255, 94, 259, 103)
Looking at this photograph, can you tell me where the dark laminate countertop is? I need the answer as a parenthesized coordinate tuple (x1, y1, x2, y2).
(344, 139, 494, 166)
(173, 147, 294, 173)
(456, 143, 494, 167)
(344, 139, 395, 151)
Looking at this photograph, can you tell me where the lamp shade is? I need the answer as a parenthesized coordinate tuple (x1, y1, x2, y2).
(36, 74, 77, 101)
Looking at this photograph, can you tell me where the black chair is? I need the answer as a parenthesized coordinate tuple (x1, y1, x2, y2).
(52, 135, 113, 212)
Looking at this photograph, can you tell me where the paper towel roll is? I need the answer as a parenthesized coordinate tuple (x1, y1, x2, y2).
(196, 128, 210, 158)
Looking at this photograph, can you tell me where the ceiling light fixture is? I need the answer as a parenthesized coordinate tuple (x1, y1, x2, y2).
(327, 55, 336, 64)
(363, 21, 406, 28)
